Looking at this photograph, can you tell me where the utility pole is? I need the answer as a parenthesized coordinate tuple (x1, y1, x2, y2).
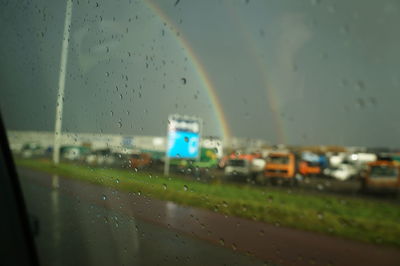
(53, 0, 73, 164)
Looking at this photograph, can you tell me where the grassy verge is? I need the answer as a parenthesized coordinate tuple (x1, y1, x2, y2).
(17, 158, 400, 247)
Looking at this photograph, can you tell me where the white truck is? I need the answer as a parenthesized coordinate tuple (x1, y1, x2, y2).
(224, 157, 265, 178)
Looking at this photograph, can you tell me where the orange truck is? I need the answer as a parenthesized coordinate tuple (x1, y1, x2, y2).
(299, 161, 321, 176)
(361, 160, 400, 194)
(128, 153, 152, 169)
(262, 152, 298, 185)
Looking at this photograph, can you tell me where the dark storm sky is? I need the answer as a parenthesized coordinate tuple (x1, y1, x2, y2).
(1, 0, 400, 147)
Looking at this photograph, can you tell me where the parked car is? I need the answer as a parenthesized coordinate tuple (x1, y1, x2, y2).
(323, 162, 358, 181)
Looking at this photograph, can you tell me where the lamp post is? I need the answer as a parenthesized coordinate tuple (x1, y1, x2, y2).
(53, 0, 73, 164)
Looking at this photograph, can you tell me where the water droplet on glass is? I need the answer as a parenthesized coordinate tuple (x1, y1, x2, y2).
(355, 80, 365, 91)
(369, 97, 377, 107)
(355, 98, 365, 109)
(340, 25, 350, 34)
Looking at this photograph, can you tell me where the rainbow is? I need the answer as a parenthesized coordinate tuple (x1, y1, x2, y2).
(225, 3, 286, 144)
(146, 0, 231, 141)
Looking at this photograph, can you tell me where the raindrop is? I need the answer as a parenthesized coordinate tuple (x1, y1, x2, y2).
(355, 80, 365, 91)
(259, 229, 265, 236)
(117, 121, 122, 128)
(116, 179, 120, 184)
(110, 111, 114, 117)
(219, 238, 225, 246)
(369, 97, 377, 106)
(181, 77, 187, 85)
(183, 185, 188, 191)
(355, 98, 365, 109)
(340, 25, 350, 34)
(138, 191, 141, 196)
(232, 243, 237, 251)
(163, 184, 167, 190)
(101, 195, 107, 200)
(317, 212, 324, 220)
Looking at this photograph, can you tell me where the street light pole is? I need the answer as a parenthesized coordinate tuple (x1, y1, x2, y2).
(53, 0, 73, 164)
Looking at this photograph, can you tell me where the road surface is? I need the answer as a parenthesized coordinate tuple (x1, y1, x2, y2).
(18, 168, 400, 266)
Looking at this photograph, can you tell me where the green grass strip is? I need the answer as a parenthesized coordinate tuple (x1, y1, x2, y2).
(16, 158, 400, 248)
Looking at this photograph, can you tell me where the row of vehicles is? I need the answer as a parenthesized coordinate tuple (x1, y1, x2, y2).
(17, 143, 220, 175)
(223, 152, 300, 185)
(16, 142, 400, 194)
(223, 151, 400, 193)
(17, 143, 154, 170)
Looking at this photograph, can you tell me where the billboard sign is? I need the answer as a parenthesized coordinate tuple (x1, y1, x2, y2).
(122, 136, 133, 147)
(166, 115, 201, 159)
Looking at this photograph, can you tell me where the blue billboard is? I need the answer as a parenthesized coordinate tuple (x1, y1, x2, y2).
(167, 131, 200, 158)
(166, 115, 201, 159)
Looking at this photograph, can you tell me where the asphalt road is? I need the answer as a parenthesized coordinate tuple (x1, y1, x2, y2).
(18, 168, 265, 266)
(18, 168, 400, 266)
